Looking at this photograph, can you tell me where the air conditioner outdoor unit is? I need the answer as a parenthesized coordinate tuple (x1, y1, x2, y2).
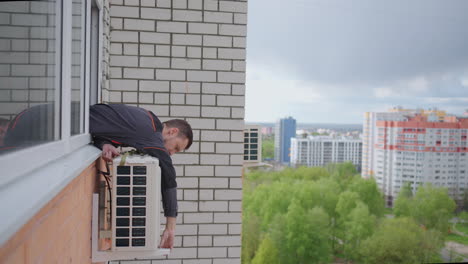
(92, 154, 170, 263)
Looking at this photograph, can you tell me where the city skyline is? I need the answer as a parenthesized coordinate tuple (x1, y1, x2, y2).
(245, 0, 468, 124)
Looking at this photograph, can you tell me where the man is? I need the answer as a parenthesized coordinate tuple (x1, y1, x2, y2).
(90, 104, 193, 250)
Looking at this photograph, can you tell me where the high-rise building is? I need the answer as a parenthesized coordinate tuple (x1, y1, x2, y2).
(244, 125, 262, 164)
(291, 136, 362, 170)
(362, 107, 468, 206)
(274, 117, 296, 164)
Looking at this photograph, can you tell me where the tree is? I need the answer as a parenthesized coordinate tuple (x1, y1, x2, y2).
(336, 191, 360, 220)
(393, 183, 413, 217)
(343, 202, 376, 261)
(262, 137, 274, 159)
(242, 213, 261, 264)
(327, 163, 357, 189)
(359, 218, 444, 264)
(461, 189, 468, 211)
(399, 182, 413, 198)
(411, 183, 456, 232)
(393, 183, 456, 232)
(251, 235, 279, 264)
(459, 211, 468, 224)
(348, 177, 385, 217)
(283, 201, 331, 264)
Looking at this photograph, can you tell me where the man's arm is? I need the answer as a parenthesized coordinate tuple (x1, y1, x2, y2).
(160, 216, 176, 249)
(92, 136, 120, 162)
(141, 147, 178, 249)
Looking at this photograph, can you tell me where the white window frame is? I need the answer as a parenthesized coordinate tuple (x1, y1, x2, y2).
(0, 0, 101, 188)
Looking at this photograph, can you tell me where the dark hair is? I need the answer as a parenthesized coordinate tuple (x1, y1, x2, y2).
(163, 119, 193, 150)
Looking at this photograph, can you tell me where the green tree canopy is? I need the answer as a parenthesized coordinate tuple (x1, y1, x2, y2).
(262, 137, 274, 160)
(283, 201, 331, 264)
(251, 234, 279, 264)
(394, 183, 456, 232)
(348, 177, 385, 217)
(343, 202, 377, 261)
(359, 217, 444, 264)
(412, 183, 456, 232)
(336, 191, 360, 220)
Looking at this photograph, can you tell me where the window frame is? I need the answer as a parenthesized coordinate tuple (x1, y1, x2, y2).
(0, 0, 101, 188)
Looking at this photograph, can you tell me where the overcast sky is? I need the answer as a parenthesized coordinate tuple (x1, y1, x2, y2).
(245, 0, 468, 124)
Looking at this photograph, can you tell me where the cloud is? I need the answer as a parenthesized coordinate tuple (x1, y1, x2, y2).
(374, 87, 398, 98)
(246, 62, 468, 122)
(461, 77, 468, 87)
(245, 0, 468, 123)
(407, 77, 429, 93)
(248, 0, 468, 85)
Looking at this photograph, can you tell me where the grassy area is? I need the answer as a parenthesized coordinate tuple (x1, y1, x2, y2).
(456, 223, 468, 235)
(446, 233, 468, 245)
(384, 207, 393, 214)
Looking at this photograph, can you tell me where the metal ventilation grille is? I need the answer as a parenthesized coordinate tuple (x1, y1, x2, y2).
(115, 165, 148, 248)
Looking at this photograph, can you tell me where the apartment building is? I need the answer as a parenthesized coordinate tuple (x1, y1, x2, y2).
(362, 107, 468, 206)
(0, 0, 247, 263)
(274, 116, 296, 164)
(290, 136, 362, 171)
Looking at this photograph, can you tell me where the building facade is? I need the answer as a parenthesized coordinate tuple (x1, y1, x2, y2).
(362, 107, 468, 206)
(274, 116, 296, 164)
(244, 124, 261, 164)
(290, 136, 362, 170)
(0, 0, 247, 263)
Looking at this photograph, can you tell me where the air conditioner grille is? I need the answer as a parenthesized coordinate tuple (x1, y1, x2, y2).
(133, 166, 147, 175)
(117, 176, 130, 185)
(116, 228, 129, 237)
(132, 207, 146, 216)
(111, 156, 160, 252)
(133, 187, 146, 195)
(132, 238, 145, 247)
(117, 197, 130, 206)
(116, 239, 129, 247)
(117, 187, 130, 195)
(132, 228, 145, 237)
(117, 208, 130, 216)
(133, 177, 146, 185)
(116, 218, 130, 226)
(132, 197, 146, 206)
(117, 166, 131, 175)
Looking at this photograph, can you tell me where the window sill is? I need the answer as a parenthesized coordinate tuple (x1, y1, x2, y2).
(0, 145, 101, 246)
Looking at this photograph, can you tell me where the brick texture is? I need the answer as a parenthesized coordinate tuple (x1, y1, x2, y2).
(107, 0, 247, 263)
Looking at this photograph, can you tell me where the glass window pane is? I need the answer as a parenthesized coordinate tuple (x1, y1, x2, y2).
(71, 0, 84, 135)
(250, 132, 258, 137)
(0, 1, 59, 155)
(251, 138, 258, 143)
(250, 150, 257, 155)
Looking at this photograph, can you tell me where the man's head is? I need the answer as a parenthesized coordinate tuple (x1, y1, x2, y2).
(162, 119, 193, 156)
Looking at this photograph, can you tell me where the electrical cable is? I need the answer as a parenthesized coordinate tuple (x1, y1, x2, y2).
(98, 162, 113, 224)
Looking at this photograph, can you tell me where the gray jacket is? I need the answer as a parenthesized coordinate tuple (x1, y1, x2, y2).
(90, 104, 178, 217)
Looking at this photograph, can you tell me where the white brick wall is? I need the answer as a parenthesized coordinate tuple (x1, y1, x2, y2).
(0, 2, 58, 118)
(108, 0, 246, 263)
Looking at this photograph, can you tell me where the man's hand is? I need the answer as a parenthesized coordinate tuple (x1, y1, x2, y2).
(102, 144, 120, 162)
(159, 217, 176, 249)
